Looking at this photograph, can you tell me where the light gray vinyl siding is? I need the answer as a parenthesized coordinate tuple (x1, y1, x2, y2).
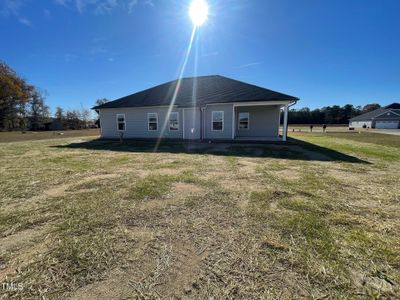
(99, 103, 287, 141)
(99, 107, 183, 139)
(349, 121, 372, 128)
(235, 106, 280, 138)
(204, 104, 234, 140)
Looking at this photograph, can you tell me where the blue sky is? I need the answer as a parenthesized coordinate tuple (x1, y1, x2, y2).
(1, 0, 399, 113)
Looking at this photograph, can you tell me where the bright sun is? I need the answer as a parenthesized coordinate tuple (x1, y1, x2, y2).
(189, 0, 209, 27)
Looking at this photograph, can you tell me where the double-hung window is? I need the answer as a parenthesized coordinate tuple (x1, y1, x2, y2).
(169, 112, 179, 131)
(238, 112, 249, 129)
(148, 113, 158, 131)
(212, 111, 224, 131)
(116, 114, 125, 131)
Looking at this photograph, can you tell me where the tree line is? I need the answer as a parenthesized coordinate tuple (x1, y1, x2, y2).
(0, 61, 97, 131)
(287, 103, 381, 124)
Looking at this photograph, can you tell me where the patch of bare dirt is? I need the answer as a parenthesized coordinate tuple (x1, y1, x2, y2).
(69, 228, 156, 300)
(174, 182, 203, 196)
(134, 168, 183, 179)
(27, 174, 121, 202)
(0, 226, 49, 281)
(237, 159, 260, 175)
(221, 178, 264, 193)
(140, 183, 203, 210)
(159, 241, 206, 298)
(0, 226, 47, 253)
(68, 269, 134, 300)
(274, 168, 302, 181)
(350, 269, 397, 296)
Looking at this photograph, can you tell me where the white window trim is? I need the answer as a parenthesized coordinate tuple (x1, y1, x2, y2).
(116, 113, 126, 131)
(147, 112, 158, 131)
(238, 112, 250, 130)
(211, 111, 224, 131)
(168, 111, 179, 131)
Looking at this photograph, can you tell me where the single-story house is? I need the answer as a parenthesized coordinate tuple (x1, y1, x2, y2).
(349, 103, 400, 129)
(44, 119, 64, 131)
(93, 75, 299, 141)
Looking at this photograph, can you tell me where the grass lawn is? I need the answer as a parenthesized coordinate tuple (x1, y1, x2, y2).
(0, 132, 399, 299)
(0, 129, 100, 143)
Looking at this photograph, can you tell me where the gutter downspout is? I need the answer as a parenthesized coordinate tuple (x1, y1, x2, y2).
(283, 100, 297, 141)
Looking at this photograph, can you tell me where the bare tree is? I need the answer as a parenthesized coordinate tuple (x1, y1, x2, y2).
(28, 91, 50, 130)
(80, 106, 91, 128)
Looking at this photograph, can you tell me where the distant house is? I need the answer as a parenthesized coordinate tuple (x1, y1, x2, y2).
(349, 103, 400, 129)
(93, 75, 299, 142)
(44, 119, 64, 131)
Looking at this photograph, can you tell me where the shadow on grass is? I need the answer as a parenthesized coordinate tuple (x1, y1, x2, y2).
(52, 137, 369, 164)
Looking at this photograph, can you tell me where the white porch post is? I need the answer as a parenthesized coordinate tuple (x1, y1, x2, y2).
(283, 104, 288, 141)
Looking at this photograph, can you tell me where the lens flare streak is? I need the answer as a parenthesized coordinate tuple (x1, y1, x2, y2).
(153, 26, 197, 151)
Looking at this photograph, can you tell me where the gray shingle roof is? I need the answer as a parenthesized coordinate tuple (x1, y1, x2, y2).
(350, 103, 400, 121)
(350, 108, 388, 121)
(93, 75, 298, 109)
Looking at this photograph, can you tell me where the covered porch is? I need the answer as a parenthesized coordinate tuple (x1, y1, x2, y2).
(232, 101, 291, 142)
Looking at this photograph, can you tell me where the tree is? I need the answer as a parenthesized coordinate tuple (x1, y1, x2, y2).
(341, 104, 357, 124)
(55, 106, 64, 121)
(0, 61, 34, 130)
(94, 98, 108, 114)
(95, 98, 108, 107)
(362, 103, 381, 113)
(288, 104, 365, 124)
(64, 110, 82, 130)
(80, 106, 91, 128)
(93, 98, 108, 127)
(28, 91, 50, 130)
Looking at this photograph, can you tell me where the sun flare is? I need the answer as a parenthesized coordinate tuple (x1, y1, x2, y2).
(189, 0, 209, 27)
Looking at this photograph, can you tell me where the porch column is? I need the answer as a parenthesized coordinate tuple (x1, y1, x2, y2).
(283, 104, 288, 141)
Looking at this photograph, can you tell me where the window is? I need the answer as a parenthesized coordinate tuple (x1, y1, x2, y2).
(169, 112, 179, 131)
(148, 113, 158, 131)
(238, 112, 249, 129)
(212, 111, 224, 131)
(116, 114, 125, 131)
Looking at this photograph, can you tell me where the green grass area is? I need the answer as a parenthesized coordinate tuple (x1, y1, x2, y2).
(290, 131, 400, 162)
(292, 131, 400, 148)
(0, 132, 399, 299)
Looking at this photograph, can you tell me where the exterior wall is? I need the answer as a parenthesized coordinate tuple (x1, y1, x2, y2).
(235, 105, 281, 138)
(349, 121, 372, 128)
(99, 103, 285, 140)
(99, 107, 183, 139)
(204, 104, 234, 140)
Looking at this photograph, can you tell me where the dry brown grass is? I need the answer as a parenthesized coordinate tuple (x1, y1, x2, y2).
(0, 133, 399, 299)
(0, 129, 99, 143)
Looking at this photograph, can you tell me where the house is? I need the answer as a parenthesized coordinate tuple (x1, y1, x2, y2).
(44, 119, 64, 131)
(93, 75, 299, 141)
(349, 103, 400, 129)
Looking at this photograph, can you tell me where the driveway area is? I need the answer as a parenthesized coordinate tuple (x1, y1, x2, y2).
(372, 129, 400, 136)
